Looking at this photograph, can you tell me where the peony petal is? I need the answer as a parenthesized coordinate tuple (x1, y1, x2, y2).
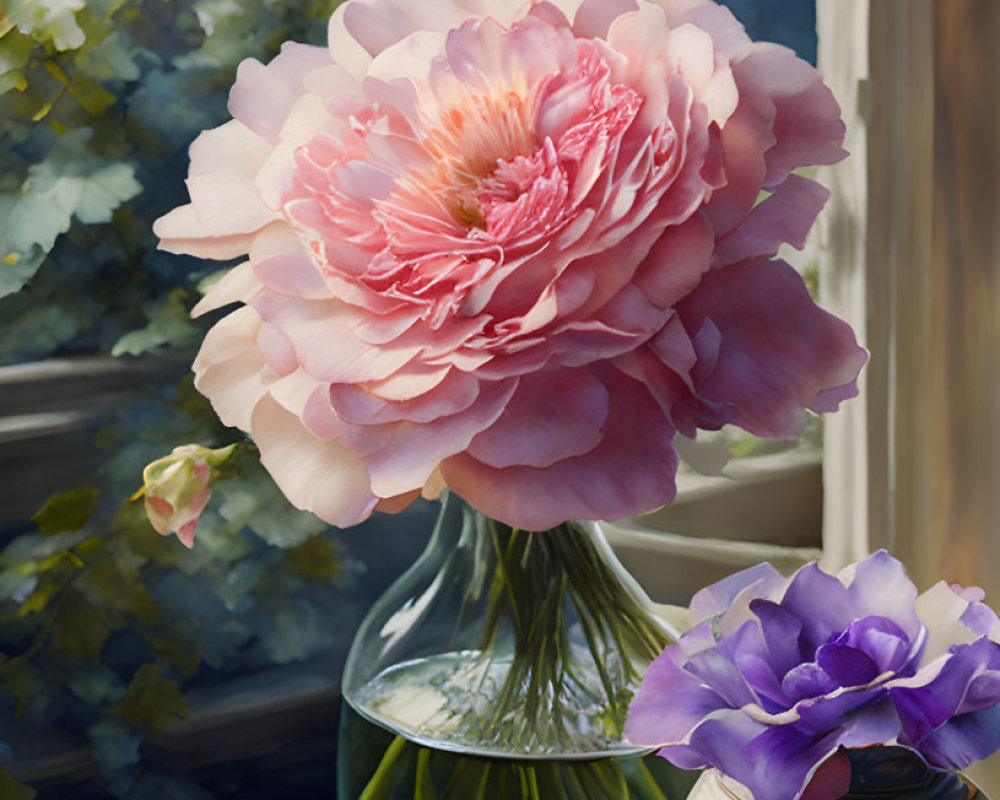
(632, 213, 715, 310)
(192, 261, 261, 318)
(154, 204, 255, 260)
(192, 305, 277, 432)
(573, 0, 638, 39)
(363, 376, 518, 497)
(250, 225, 331, 301)
(441, 367, 678, 529)
(328, 4, 372, 82)
(332, 368, 480, 424)
(714, 174, 829, 268)
(251, 294, 423, 383)
(466, 366, 609, 468)
(678, 259, 867, 438)
(743, 44, 847, 187)
(228, 43, 331, 144)
(916, 581, 983, 663)
(252, 393, 379, 524)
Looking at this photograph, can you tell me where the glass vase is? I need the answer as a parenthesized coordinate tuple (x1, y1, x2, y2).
(338, 491, 695, 799)
(688, 747, 987, 800)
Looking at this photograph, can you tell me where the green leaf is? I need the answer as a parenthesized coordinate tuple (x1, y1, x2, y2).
(3, 660, 37, 718)
(76, 30, 139, 82)
(0, 530, 89, 570)
(50, 590, 112, 661)
(285, 535, 342, 579)
(25, 149, 142, 226)
(0, 131, 141, 290)
(0, 246, 45, 298)
(83, 558, 160, 626)
(111, 287, 200, 356)
(66, 72, 117, 115)
(0, 29, 37, 95)
(31, 486, 100, 534)
(6, 0, 87, 51)
(0, 765, 36, 799)
(108, 663, 187, 730)
(17, 575, 61, 617)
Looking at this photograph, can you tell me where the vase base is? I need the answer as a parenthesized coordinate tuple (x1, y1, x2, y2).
(337, 702, 700, 800)
(347, 649, 650, 760)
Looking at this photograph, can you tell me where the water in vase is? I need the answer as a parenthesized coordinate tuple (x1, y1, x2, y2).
(337, 700, 699, 800)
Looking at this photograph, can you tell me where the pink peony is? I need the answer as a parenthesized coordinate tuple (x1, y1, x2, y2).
(154, 0, 865, 531)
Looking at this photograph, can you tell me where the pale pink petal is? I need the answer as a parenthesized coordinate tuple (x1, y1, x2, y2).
(153, 205, 255, 259)
(268, 369, 323, 417)
(572, 0, 637, 38)
(331, 368, 481, 424)
(360, 361, 454, 402)
(328, 4, 372, 82)
(653, 0, 752, 60)
(257, 322, 298, 376)
(250, 294, 423, 383)
(363, 377, 518, 497)
(249, 224, 330, 300)
(180, 121, 280, 236)
(442, 367, 678, 530)
(193, 306, 278, 432)
(342, 0, 478, 57)
(466, 367, 608, 468)
(192, 261, 261, 318)
(251, 394, 379, 525)
(228, 43, 331, 144)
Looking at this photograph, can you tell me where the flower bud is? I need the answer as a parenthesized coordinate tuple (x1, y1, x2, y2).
(140, 444, 236, 548)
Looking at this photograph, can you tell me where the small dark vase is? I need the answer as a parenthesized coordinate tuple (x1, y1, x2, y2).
(842, 746, 986, 799)
(691, 746, 987, 800)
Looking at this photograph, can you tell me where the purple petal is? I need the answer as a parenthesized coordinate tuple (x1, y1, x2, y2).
(846, 551, 922, 642)
(915, 703, 1000, 770)
(626, 646, 729, 747)
(782, 662, 836, 704)
(683, 625, 761, 710)
(836, 616, 912, 675)
(751, 598, 806, 679)
(961, 599, 1000, 638)
(891, 638, 1000, 745)
(780, 563, 855, 652)
(816, 643, 880, 688)
(689, 561, 786, 625)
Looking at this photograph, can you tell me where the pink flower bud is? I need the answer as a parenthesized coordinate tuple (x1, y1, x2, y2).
(141, 444, 236, 548)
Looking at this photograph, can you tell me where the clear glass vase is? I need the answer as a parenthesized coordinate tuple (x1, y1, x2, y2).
(338, 491, 695, 799)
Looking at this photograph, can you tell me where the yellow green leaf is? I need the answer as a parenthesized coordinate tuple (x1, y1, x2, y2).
(3, 661, 37, 718)
(0, 765, 35, 799)
(31, 487, 100, 535)
(108, 664, 186, 730)
(50, 591, 111, 661)
(66, 72, 115, 115)
(286, 535, 342, 580)
(83, 558, 159, 626)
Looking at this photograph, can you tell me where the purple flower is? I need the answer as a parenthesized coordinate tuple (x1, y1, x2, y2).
(626, 551, 1000, 800)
